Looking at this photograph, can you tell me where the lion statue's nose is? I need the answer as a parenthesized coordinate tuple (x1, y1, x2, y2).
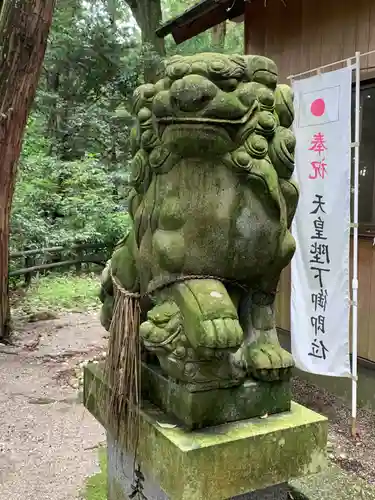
(170, 75, 218, 113)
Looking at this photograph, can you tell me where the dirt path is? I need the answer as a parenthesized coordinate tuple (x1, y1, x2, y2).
(2, 311, 375, 499)
(293, 377, 375, 486)
(0, 312, 107, 500)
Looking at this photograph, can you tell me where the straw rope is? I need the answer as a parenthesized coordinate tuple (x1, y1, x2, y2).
(99, 275, 141, 454)
(97, 272, 253, 456)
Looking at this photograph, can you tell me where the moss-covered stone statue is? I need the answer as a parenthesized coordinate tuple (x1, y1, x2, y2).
(100, 53, 299, 422)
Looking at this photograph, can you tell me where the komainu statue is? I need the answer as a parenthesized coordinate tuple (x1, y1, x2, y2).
(100, 53, 299, 400)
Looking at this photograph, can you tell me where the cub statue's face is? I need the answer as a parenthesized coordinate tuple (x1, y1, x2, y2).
(132, 53, 294, 159)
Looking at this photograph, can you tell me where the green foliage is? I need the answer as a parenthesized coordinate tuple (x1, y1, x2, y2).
(11, 0, 137, 253)
(11, 0, 244, 258)
(12, 274, 100, 316)
(37, 0, 141, 160)
(11, 143, 131, 251)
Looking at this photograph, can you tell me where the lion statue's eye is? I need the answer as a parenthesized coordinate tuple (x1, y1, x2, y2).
(167, 62, 191, 80)
(215, 79, 238, 92)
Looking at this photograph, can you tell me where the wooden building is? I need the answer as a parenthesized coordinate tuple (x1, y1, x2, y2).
(157, 0, 375, 366)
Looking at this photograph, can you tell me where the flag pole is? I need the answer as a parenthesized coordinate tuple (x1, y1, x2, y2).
(351, 51, 361, 437)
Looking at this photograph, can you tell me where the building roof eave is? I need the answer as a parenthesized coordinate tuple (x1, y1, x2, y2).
(156, 0, 245, 44)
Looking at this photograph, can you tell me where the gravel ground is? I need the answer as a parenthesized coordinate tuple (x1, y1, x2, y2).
(0, 312, 106, 500)
(292, 377, 375, 486)
(1, 311, 374, 498)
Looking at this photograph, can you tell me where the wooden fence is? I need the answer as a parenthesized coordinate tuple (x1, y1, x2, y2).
(9, 242, 111, 286)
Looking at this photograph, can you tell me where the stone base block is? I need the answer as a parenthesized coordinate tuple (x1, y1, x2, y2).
(84, 364, 327, 500)
(107, 433, 294, 499)
(141, 362, 291, 429)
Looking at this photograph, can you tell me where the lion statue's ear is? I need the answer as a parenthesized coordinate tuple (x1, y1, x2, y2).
(243, 55, 278, 88)
(130, 126, 140, 157)
(165, 54, 184, 65)
(228, 54, 246, 70)
(275, 84, 294, 129)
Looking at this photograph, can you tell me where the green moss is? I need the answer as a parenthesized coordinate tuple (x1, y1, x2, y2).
(12, 274, 100, 316)
(141, 362, 291, 429)
(84, 365, 328, 500)
(82, 447, 107, 500)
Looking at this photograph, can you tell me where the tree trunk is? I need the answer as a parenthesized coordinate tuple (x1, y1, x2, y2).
(0, 0, 56, 341)
(212, 21, 227, 51)
(126, 0, 165, 82)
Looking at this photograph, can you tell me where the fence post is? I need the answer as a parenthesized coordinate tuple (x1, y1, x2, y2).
(75, 247, 83, 275)
(24, 246, 34, 287)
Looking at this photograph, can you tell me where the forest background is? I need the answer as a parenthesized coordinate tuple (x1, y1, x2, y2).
(0, 0, 243, 340)
(11, 0, 243, 258)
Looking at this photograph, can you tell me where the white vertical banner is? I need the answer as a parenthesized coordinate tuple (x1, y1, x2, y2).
(291, 67, 352, 377)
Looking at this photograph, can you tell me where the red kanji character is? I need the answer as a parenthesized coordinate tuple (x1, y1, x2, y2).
(309, 160, 327, 180)
(309, 133, 327, 155)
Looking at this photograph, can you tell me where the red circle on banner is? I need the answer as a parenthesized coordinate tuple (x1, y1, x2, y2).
(310, 98, 325, 117)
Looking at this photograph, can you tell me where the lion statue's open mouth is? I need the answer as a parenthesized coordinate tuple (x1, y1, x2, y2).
(135, 53, 288, 157)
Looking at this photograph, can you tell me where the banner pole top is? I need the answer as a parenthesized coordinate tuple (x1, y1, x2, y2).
(288, 49, 369, 81)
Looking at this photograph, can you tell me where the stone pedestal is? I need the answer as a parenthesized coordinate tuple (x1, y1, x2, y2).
(141, 362, 291, 430)
(107, 432, 296, 500)
(84, 364, 328, 500)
